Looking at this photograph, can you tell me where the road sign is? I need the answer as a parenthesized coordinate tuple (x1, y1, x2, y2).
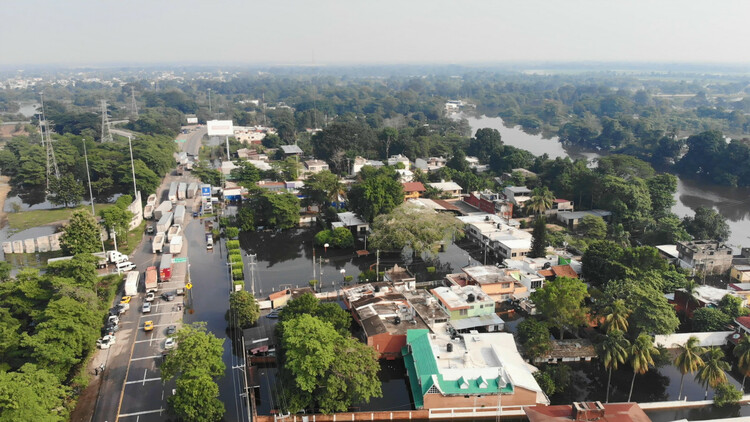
(185, 282, 193, 290)
(172, 257, 187, 263)
(174, 139, 186, 143)
(202, 187, 211, 197)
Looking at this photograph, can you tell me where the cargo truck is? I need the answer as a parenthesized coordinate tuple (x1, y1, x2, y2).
(167, 224, 182, 242)
(178, 182, 187, 200)
(168, 182, 178, 204)
(156, 212, 173, 234)
(159, 254, 173, 282)
(146, 193, 157, 206)
(169, 236, 183, 254)
(143, 204, 154, 219)
(173, 205, 186, 226)
(152, 233, 166, 253)
(154, 201, 172, 220)
(145, 266, 158, 292)
(187, 182, 198, 198)
(124, 271, 139, 296)
(107, 250, 129, 264)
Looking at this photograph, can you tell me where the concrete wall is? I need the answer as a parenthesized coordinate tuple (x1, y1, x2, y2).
(423, 387, 539, 409)
(3, 232, 64, 254)
(654, 332, 734, 348)
(127, 191, 143, 230)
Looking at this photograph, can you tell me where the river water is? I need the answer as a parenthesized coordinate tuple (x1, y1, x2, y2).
(463, 114, 750, 250)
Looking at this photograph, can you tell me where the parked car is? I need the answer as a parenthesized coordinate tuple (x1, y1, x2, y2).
(145, 292, 155, 302)
(161, 291, 176, 301)
(165, 337, 176, 349)
(107, 315, 120, 326)
(142, 302, 152, 313)
(266, 310, 280, 319)
(97, 335, 116, 349)
(120, 296, 132, 304)
(116, 261, 137, 273)
(103, 323, 120, 335)
(144, 320, 154, 331)
(166, 325, 177, 335)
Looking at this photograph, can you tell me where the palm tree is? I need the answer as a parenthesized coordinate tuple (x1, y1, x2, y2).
(695, 347, 730, 399)
(525, 187, 555, 215)
(597, 329, 630, 403)
(627, 333, 657, 402)
(603, 299, 631, 333)
(733, 335, 750, 392)
(674, 336, 705, 400)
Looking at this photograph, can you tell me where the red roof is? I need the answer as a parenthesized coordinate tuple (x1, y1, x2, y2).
(553, 198, 571, 203)
(737, 316, 750, 330)
(525, 403, 650, 422)
(539, 265, 578, 279)
(402, 182, 426, 192)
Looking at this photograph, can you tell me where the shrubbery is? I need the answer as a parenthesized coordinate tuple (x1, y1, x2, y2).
(314, 227, 354, 248)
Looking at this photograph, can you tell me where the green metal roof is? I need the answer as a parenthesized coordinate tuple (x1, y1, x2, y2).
(402, 329, 513, 409)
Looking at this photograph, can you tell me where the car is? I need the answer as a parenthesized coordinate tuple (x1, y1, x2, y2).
(107, 315, 120, 326)
(192, 211, 199, 218)
(120, 296, 132, 304)
(161, 291, 176, 301)
(145, 292, 155, 302)
(266, 310, 280, 319)
(142, 302, 152, 313)
(164, 337, 176, 349)
(175, 288, 185, 296)
(144, 320, 154, 331)
(166, 325, 177, 335)
(146, 225, 155, 234)
(116, 261, 137, 273)
(97, 335, 116, 349)
(102, 323, 119, 335)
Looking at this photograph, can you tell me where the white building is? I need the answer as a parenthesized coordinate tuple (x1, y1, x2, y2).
(387, 154, 411, 169)
(458, 214, 532, 261)
(503, 186, 532, 207)
(351, 156, 385, 176)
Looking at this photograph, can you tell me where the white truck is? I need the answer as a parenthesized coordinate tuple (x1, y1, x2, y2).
(154, 201, 172, 220)
(173, 205, 186, 226)
(169, 236, 183, 254)
(143, 204, 154, 219)
(156, 212, 173, 234)
(168, 182, 178, 204)
(187, 182, 198, 198)
(107, 250, 129, 264)
(167, 224, 182, 242)
(178, 182, 187, 200)
(146, 193, 157, 206)
(152, 233, 166, 254)
(124, 271, 139, 296)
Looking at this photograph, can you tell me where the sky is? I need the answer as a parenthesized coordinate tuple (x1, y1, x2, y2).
(3, 0, 750, 66)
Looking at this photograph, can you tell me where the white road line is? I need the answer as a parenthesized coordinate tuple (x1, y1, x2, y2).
(135, 337, 165, 343)
(118, 408, 165, 418)
(142, 368, 148, 385)
(125, 377, 161, 385)
(130, 355, 162, 361)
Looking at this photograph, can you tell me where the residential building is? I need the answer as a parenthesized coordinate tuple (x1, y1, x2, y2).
(503, 255, 580, 292)
(674, 285, 736, 317)
(280, 145, 303, 155)
(257, 180, 287, 192)
(387, 154, 410, 169)
(351, 156, 385, 176)
(465, 156, 489, 173)
(402, 182, 426, 200)
(185, 115, 198, 124)
(545, 198, 574, 215)
(415, 156, 447, 172)
(501, 168, 537, 181)
(403, 330, 549, 410)
(246, 160, 272, 171)
(503, 186, 532, 207)
(332, 211, 369, 235)
(430, 285, 495, 320)
(427, 181, 463, 198)
(384, 264, 416, 291)
(220, 160, 238, 176)
(728, 283, 750, 307)
(525, 402, 651, 422)
(556, 210, 613, 228)
(461, 265, 528, 302)
(407, 198, 463, 214)
(458, 214, 532, 261)
(302, 159, 329, 176)
(676, 240, 734, 274)
(237, 148, 268, 160)
(396, 169, 414, 182)
(731, 265, 750, 284)
(534, 339, 597, 364)
(234, 126, 271, 144)
(463, 190, 513, 219)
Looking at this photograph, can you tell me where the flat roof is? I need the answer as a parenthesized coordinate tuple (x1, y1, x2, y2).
(280, 145, 303, 154)
(337, 211, 367, 227)
(505, 186, 531, 194)
(428, 181, 463, 191)
(557, 210, 612, 220)
(462, 265, 516, 285)
(431, 285, 493, 310)
(449, 313, 505, 331)
(353, 295, 429, 338)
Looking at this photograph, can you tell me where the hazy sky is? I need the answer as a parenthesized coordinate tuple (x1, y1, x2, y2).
(4, 0, 750, 66)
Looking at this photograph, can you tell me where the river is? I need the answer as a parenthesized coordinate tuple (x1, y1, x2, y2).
(462, 114, 750, 250)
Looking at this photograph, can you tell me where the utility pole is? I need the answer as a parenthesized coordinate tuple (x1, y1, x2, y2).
(247, 253, 257, 296)
(376, 250, 380, 281)
(84, 139, 106, 254)
(208, 88, 212, 117)
(39, 92, 59, 191)
(127, 136, 137, 196)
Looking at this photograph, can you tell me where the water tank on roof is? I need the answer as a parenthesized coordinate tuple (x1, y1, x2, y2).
(447, 343, 453, 353)
(467, 293, 475, 303)
(543, 262, 552, 269)
(374, 285, 380, 293)
(394, 316, 401, 325)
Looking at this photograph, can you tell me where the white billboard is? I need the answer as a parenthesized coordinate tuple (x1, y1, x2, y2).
(207, 120, 234, 136)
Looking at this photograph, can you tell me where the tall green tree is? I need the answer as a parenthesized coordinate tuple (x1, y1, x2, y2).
(226, 291, 260, 330)
(597, 329, 630, 403)
(733, 335, 750, 392)
(516, 319, 552, 362)
(161, 323, 225, 381)
(300, 170, 344, 209)
(230, 161, 261, 188)
(59, 210, 101, 255)
(692, 307, 731, 332)
(695, 347, 730, 399)
(529, 216, 548, 258)
(47, 174, 84, 208)
(582, 240, 627, 287)
(348, 168, 404, 222)
(526, 187, 555, 215)
(253, 192, 300, 230)
(603, 299, 631, 333)
(368, 203, 463, 256)
(0, 363, 71, 422)
(99, 206, 133, 245)
(578, 215, 607, 240)
(169, 372, 225, 422)
(627, 333, 658, 402)
(646, 174, 678, 218)
(682, 206, 731, 241)
(674, 336, 705, 400)
(530, 276, 588, 340)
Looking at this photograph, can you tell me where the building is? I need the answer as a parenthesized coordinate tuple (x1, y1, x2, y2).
(384, 264, 416, 291)
(415, 157, 447, 172)
(728, 283, 750, 307)
(237, 148, 268, 161)
(674, 285, 736, 318)
(525, 402, 650, 422)
(220, 160, 239, 176)
(403, 330, 549, 410)
(458, 214, 532, 261)
(430, 285, 495, 320)
(246, 160, 272, 171)
(676, 240, 734, 274)
(332, 211, 369, 235)
(257, 180, 287, 192)
(427, 181, 463, 198)
(556, 210, 613, 228)
(387, 154, 410, 169)
(503, 186, 532, 207)
(233, 125, 271, 144)
(463, 190, 513, 219)
(402, 182, 426, 200)
(185, 115, 198, 124)
(546, 199, 574, 215)
(730, 265, 750, 283)
(465, 156, 489, 173)
(351, 156, 385, 175)
(461, 265, 528, 302)
(303, 159, 329, 176)
(280, 145, 303, 155)
(534, 339, 597, 364)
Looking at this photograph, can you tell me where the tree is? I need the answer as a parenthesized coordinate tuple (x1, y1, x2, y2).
(0, 363, 70, 422)
(348, 168, 404, 222)
(713, 382, 743, 407)
(525, 187, 555, 215)
(719, 294, 749, 319)
(674, 336, 706, 400)
(230, 161, 261, 188)
(278, 293, 351, 336)
(161, 323, 225, 381)
(733, 335, 750, 392)
(695, 347, 730, 399)
(117, 159, 161, 195)
(643, 215, 691, 245)
(530, 276, 588, 340)
(99, 206, 133, 245)
(516, 319, 552, 362)
(169, 372, 225, 422)
(597, 329, 630, 403)
(646, 174, 678, 218)
(582, 240, 626, 287)
(627, 333, 658, 402)
(603, 299, 631, 333)
(529, 216, 548, 258)
(682, 206, 730, 241)
(46, 174, 84, 208)
(578, 215, 607, 240)
(226, 291, 260, 330)
(0, 261, 11, 281)
(59, 210, 101, 255)
(300, 170, 343, 209)
(368, 203, 464, 256)
(253, 193, 300, 230)
(683, 279, 699, 315)
(692, 307, 731, 332)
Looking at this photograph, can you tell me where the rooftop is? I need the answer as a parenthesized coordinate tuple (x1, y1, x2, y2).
(449, 314, 505, 331)
(730, 283, 750, 291)
(280, 145, 303, 154)
(505, 186, 531, 194)
(462, 265, 516, 285)
(337, 211, 367, 227)
(351, 294, 428, 338)
(428, 181, 463, 192)
(402, 182, 426, 192)
(557, 210, 612, 220)
(304, 159, 328, 167)
(690, 285, 732, 305)
(538, 265, 579, 279)
(431, 285, 493, 310)
(525, 402, 650, 422)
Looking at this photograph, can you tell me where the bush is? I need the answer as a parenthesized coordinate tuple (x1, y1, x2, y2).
(714, 382, 742, 407)
(344, 275, 354, 283)
(426, 266, 436, 273)
(226, 240, 241, 251)
(229, 254, 243, 264)
(314, 228, 353, 248)
(232, 268, 244, 280)
(228, 249, 242, 258)
(219, 217, 231, 228)
(314, 230, 333, 246)
(309, 279, 318, 287)
(225, 227, 240, 239)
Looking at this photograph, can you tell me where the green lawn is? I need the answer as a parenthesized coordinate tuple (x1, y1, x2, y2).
(6, 204, 114, 232)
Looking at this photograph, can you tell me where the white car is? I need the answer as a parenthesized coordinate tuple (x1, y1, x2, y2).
(107, 315, 119, 326)
(145, 292, 155, 302)
(142, 302, 151, 313)
(97, 335, 116, 349)
(116, 261, 136, 273)
(164, 337, 176, 349)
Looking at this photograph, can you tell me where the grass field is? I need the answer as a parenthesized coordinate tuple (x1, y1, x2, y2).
(6, 204, 114, 232)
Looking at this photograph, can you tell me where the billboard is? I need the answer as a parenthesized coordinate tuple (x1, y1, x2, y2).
(202, 186, 211, 197)
(206, 120, 234, 136)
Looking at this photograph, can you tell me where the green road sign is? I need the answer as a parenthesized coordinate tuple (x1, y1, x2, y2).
(174, 139, 186, 143)
(172, 257, 187, 263)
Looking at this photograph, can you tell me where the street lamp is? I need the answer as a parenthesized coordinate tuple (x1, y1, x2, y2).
(340, 268, 346, 288)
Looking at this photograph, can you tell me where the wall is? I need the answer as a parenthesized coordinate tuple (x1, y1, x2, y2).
(127, 191, 143, 230)
(422, 387, 539, 409)
(370, 332, 406, 360)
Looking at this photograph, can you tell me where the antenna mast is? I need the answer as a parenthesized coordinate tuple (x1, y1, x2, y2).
(39, 93, 60, 191)
(130, 86, 139, 119)
(100, 99, 113, 142)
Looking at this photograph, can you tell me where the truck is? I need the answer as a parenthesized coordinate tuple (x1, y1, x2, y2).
(178, 182, 187, 200)
(169, 236, 183, 254)
(187, 182, 198, 198)
(173, 205, 186, 226)
(124, 271, 139, 296)
(152, 233, 166, 253)
(171, 261, 187, 284)
(154, 201, 172, 220)
(143, 204, 154, 219)
(168, 182, 178, 204)
(159, 254, 173, 282)
(107, 250, 129, 264)
(92, 252, 110, 269)
(146, 193, 157, 206)
(145, 266, 158, 292)
(156, 212, 173, 234)
(167, 224, 182, 242)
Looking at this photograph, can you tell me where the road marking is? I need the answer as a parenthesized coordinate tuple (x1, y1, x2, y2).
(135, 337, 166, 343)
(138, 311, 181, 318)
(115, 310, 140, 422)
(118, 408, 165, 418)
(130, 355, 163, 362)
(125, 377, 161, 385)
(142, 369, 148, 385)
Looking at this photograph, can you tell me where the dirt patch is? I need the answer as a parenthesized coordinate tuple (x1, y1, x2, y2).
(0, 175, 10, 228)
(0, 125, 28, 138)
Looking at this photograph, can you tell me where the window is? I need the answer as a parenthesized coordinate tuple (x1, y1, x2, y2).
(459, 309, 468, 316)
(427, 385, 440, 394)
(512, 252, 517, 257)
(531, 280, 542, 289)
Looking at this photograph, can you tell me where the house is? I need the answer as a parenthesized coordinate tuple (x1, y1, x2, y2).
(220, 160, 238, 176)
(545, 198, 574, 215)
(503, 186, 532, 207)
(395, 169, 414, 182)
(280, 145, 303, 155)
(257, 180, 287, 192)
(427, 181, 463, 198)
(503, 255, 582, 292)
(402, 182, 426, 200)
(673, 285, 735, 317)
(501, 168, 537, 182)
(461, 265, 528, 302)
(537, 264, 579, 281)
(463, 190, 513, 219)
(247, 160, 272, 171)
(303, 159, 329, 176)
(730, 265, 750, 283)
(403, 330, 549, 410)
(332, 212, 369, 235)
(415, 157, 447, 172)
(430, 285, 495, 320)
(351, 156, 385, 175)
(534, 339, 597, 364)
(525, 402, 651, 422)
(465, 156, 489, 173)
(458, 214, 532, 261)
(387, 154, 410, 169)
(233, 126, 268, 144)
(556, 210, 612, 228)
(236, 148, 259, 160)
(677, 240, 733, 274)
(728, 283, 750, 307)
(185, 115, 198, 124)
(384, 264, 416, 291)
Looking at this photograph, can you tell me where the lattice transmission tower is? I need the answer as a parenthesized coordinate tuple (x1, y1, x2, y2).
(100, 99, 113, 142)
(38, 92, 60, 191)
(130, 86, 138, 119)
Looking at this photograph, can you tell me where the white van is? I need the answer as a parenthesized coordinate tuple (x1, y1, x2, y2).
(116, 261, 136, 273)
